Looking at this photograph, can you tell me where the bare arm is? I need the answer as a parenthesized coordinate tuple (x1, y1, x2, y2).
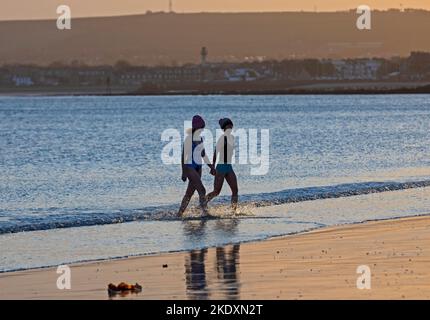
(202, 149, 214, 168)
(202, 145, 216, 176)
(181, 145, 187, 181)
(181, 145, 185, 171)
(212, 150, 217, 167)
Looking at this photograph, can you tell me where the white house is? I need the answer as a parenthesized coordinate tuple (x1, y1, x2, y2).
(224, 68, 260, 82)
(12, 76, 34, 86)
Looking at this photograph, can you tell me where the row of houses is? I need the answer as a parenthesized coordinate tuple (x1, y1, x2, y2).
(118, 66, 201, 85)
(332, 59, 382, 80)
(1, 53, 430, 88)
(0, 66, 111, 87)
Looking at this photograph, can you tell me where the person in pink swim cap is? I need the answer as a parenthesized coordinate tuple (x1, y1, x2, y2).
(178, 115, 216, 217)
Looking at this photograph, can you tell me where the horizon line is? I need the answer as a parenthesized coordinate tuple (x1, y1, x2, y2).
(0, 7, 428, 23)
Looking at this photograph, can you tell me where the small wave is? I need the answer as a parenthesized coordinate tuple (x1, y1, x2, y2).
(1, 179, 429, 234)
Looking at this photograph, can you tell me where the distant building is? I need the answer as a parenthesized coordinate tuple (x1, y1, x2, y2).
(224, 68, 260, 82)
(402, 52, 430, 80)
(118, 66, 200, 86)
(200, 47, 208, 66)
(77, 67, 112, 85)
(0, 68, 9, 85)
(2, 52, 428, 89)
(12, 76, 34, 87)
(332, 59, 381, 80)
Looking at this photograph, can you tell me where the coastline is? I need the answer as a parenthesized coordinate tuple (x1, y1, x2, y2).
(1, 81, 430, 97)
(1, 215, 430, 300)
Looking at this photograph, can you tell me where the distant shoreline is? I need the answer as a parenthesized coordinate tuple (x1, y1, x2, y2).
(131, 80, 430, 96)
(1, 81, 430, 97)
(132, 86, 430, 96)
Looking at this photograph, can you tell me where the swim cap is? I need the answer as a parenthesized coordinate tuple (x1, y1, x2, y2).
(192, 115, 206, 130)
(219, 118, 233, 130)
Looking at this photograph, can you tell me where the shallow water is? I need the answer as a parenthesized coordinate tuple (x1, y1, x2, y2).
(0, 186, 429, 272)
(0, 95, 429, 271)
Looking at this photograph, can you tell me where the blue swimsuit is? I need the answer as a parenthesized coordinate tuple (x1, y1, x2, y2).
(216, 135, 234, 174)
(187, 138, 204, 170)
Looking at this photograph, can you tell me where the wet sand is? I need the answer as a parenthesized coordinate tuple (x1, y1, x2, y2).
(1, 215, 430, 300)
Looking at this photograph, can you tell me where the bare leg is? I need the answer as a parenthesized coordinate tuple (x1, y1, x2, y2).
(178, 181, 196, 217)
(206, 172, 225, 203)
(225, 170, 239, 212)
(178, 167, 207, 217)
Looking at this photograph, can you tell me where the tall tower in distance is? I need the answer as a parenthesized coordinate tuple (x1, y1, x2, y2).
(169, 0, 173, 13)
(200, 47, 208, 66)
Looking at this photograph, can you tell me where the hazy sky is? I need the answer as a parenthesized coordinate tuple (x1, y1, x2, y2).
(1, 0, 429, 20)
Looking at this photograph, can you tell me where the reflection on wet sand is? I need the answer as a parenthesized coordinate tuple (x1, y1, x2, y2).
(184, 245, 241, 300)
(183, 219, 241, 299)
(185, 249, 209, 300)
(215, 245, 241, 299)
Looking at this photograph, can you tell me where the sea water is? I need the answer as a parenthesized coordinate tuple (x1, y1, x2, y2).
(0, 95, 429, 271)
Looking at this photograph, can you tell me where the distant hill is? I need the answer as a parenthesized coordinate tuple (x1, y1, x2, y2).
(1, 10, 429, 65)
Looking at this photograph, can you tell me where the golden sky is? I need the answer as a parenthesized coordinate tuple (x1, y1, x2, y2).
(1, 0, 429, 20)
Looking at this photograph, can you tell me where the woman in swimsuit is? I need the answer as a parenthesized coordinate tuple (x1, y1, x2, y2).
(206, 118, 239, 212)
(178, 115, 216, 217)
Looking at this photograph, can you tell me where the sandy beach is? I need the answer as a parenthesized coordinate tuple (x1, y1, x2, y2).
(1, 214, 429, 300)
